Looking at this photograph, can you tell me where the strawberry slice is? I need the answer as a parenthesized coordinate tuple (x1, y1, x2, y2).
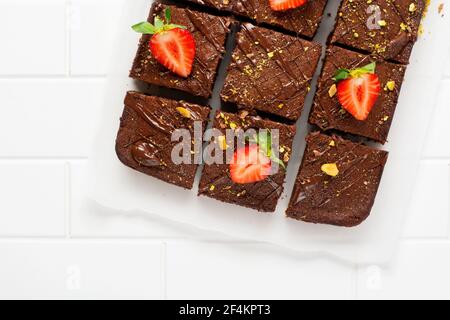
(269, 0, 307, 11)
(150, 28, 195, 78)
(230, 145, 272, 184)
(334, 63, 381, 121)
(132, 8, 195, 78)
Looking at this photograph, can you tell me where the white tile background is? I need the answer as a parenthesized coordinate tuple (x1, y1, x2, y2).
(0, 0, 449, 299)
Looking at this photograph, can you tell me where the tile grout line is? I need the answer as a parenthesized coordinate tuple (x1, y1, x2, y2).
(64, 161, 72, 239)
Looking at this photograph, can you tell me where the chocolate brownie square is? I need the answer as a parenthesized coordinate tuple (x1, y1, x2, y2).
(309, 45, 406, 144)
(232, 0, 329, 38)
(198, 111, 296, 212)
(183, 0, 233, 11)
(130, 2, 232, 98)
(116, 91, 210, 189)
(221, 23, 322, 121)
(286, 132, 388, 227)
(330, 0, 425, 64)
(182, 0, 328, 38)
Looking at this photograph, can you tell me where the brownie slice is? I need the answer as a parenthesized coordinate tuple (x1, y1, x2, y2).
(233, 0, 328, 38)
(116, 91, 210, 189)
(331, 0, 425, 64)
(221, 23, 322, 121)
(182, 0, 328, 38)
(130, 2, 232, 98)
(309, 45, 406, 144)
(182, 0, 233, 11)
(198, 111, 296, 212)
(286, 132, 388, 227)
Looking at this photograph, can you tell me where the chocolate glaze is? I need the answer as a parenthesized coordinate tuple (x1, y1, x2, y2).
(309, 45, 406, 144)
(198, 111, 296, 212)
(129, 2, 232, 98)
(221, 23, 322, 121)
(116, 91, 210, 189)
(331, 0, 425, 64)
(184, 0, 328, 38)
(131, 141, 161, 167)
(286, 132, 388, 227)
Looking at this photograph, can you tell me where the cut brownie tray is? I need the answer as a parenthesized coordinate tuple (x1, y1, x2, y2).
(87, 0, 449, 263)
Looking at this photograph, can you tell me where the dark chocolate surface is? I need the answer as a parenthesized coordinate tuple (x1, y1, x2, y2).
(286, 132, 388, 227)
(130, 2, 232, 98)
(184, 0, 328, 38)
(198, 111, 296, 212)
(116, 91, 210, 189)
(331, 0, 425, 64)
(309, 45, 406, 144)
(221, 23, 322, 121)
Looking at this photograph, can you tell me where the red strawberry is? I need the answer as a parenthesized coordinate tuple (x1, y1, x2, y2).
(269, 0, 307, 11)
(150, 28, 195, 78)
(132, 8, 195, 78)
(230, 145, 272, 184)
(333, 62, 381, 121)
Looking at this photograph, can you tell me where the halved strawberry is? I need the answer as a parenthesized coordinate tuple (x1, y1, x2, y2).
(132, 8, 195, 78)
(230, 145, 272, 184)
(269, 0, 307, 11)
(334, 63, 381, 121)
(150, 29, 195, 78)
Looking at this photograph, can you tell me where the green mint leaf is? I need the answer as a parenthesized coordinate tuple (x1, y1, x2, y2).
(349, 62, 377, 78)
(131, 21, 156, 34)
(154, 16, 164, 30)
(359, 62, 376, 73)
(333, 69, 350, 82)
(255, 131, 272, 157)
(167, 24, 187, 30)
(271, 156, 286, 170)
(165, 8, 171, 24)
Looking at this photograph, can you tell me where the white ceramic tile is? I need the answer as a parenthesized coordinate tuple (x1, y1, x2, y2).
(357, 241, 450, 299)
(403, 162, 449, 238)
(70, 161, 217, 239)
(0, 161, 66, 237)
(166, 243, 355, 300)
(70, 0, 125, 75)
(0, 79, 104, 158)
(445, 45, 450, 78)
(422, 80, 450, 158)
(0, 0, 66, 75)
(0, 241, 162, 299)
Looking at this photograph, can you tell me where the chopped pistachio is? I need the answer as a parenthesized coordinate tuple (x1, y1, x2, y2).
(277, 103, 284, 109)
(329, 140, 336, 147)
(176, 107, 191, 119)
(386, 80, 396, 91)
(217, 135, 228, 150)
(328, 84, 337, 98)
(378, 20, 387, 27)
(267, 51, 274, 58)
(229, 122, 237, 130)
(209, 185, 216, 191)
(409, 3, 416, 12)
(321, 163, 339, 177)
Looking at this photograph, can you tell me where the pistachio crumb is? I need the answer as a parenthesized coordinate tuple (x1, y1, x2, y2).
(321, 163, 339, 177)
(176, 107, 191, 119)
(386, 81, 396, 91)
(210, 185, 216, 191)
(217, 135, 228, 150)
(329, 140, 336, 147)
(328, 84, 337, 98)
